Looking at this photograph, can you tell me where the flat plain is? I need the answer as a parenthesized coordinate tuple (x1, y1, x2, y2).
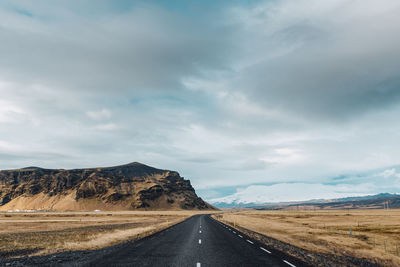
(0, 210, 214, 258)
(214, 209, 400, 266)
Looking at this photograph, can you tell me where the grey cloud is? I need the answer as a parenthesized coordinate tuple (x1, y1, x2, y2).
(1, 0, 400, 202)
(0, 3, 235, 93)
(229, 0, 400, 121)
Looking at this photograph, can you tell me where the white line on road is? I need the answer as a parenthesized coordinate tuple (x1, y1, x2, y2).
(260, 247, 271, 254)
(246, 240, 254, 244)
(238, 235, 243, 238)
(199, 230, 202, 233)
(199, 239, 202, 244)
(196, 262, 201, 267)
(233, 231, 236, 233)
(283, 260, 296, 267)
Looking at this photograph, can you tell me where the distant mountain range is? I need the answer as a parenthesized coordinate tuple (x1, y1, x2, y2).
(212, 193, 400, 209)
(0, 162, 216, 211)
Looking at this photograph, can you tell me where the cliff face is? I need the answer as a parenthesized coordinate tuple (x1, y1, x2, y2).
(0, 162, 215, 211)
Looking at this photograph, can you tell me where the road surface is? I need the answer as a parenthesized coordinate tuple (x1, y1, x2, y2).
(88, 214, 307, 267)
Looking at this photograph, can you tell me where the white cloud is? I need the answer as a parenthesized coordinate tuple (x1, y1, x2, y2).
(94, 123, 118, 131)
(86, 109, 111, 120)
(380, 168, 400, 179)
(0, 100, 25, 123)
(260, 148, 307, 165)
(210, 183, 373, 204)
(0, 141, 23, 152)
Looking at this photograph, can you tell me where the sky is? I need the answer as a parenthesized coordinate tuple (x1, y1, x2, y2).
(1, 0, 400, 204)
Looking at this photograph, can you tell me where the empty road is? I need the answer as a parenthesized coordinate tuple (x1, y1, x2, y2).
(88, 214, 307, 267)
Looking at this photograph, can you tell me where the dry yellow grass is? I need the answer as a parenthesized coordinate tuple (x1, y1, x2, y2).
(0, 210, 215, 257)
(214, 209, 400, 266)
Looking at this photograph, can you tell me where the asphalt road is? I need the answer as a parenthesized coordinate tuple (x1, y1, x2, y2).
(88, 214, 307, 267)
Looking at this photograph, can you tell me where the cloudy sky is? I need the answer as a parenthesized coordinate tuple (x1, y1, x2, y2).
(1, 0, 400, 204)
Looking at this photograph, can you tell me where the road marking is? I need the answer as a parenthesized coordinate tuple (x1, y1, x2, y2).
(196, 263, 201, 267)
(260, 247, 271, 254)
(238, 235, 243, 238)
(246, 240, 254, 244)
(199, 230, 202, 233)
(233, 231, 236, 233)
(199, 239, 202, 244)
(283, 260, 296, 267)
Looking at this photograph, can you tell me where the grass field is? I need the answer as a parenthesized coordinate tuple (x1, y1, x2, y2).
(214, 209, 400, 266)
(0, 211, 213, 258)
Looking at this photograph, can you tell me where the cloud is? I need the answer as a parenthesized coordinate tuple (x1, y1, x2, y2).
(86, 109, 111, 120)
(94, 123, 118, 131)
(380, 168, 400, 179)
(209, 166, 400, 204)
(209, 183, 371, 204)
(260, 148, 307, 165)
(223, 0, 400, 120)
(0, 1, 235, 93)
(0, 0, 400, 204)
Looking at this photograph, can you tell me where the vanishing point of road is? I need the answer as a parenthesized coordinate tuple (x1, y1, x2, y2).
(88, 214, 307, 267)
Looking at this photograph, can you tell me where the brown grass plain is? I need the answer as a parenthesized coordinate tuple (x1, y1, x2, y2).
(0, 210, 216, 258)
(214, 209, 400, 266)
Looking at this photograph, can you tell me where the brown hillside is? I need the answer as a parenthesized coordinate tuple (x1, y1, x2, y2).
(0, 162, 215, 211)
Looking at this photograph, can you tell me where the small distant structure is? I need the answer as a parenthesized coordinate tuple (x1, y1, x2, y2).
(94, 209, 101, 212)
(6, 209, 38, 213)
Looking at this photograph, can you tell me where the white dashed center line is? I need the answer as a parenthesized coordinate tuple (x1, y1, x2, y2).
(260, 247, 271, 254)
(246, 240, 254, 244)
(283, 260, 296, 267)
(196, 262, 201, 267)
(238, 235, 243, 238)
(199, 239, 202, 244)
(199, 230, 202, 234)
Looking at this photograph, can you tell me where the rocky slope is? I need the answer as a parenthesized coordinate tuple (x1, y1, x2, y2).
(0, 162, 215, 211)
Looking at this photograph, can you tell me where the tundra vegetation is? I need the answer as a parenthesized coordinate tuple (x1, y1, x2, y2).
(0, 211, 214, 258)
(214, 209, 400, 266)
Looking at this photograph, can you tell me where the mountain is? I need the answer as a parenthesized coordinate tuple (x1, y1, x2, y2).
(0, 162, 215, 211)
(211, 193, 400, 209)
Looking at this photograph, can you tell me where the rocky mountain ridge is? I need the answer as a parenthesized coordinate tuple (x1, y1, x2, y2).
(0, 162, 215, 211)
